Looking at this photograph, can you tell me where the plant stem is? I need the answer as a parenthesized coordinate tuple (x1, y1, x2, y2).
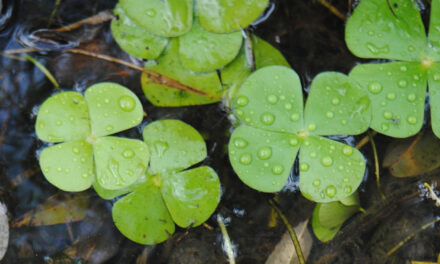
(217, 214, 236, 264)
(47, 0, 61, 28)
(368, 130, 385, 200)
(355, 131, 377, 149)
(317, 0, 347, 21)
(269, 199, 306, 264)
(22, 53, 60, 89)
(53, 10, 113, 32)
(386, 218, 440, 257)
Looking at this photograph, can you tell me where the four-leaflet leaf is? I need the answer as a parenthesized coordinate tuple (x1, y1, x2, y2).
(229, 66, 371, 203)
(346, 0, 440, 138)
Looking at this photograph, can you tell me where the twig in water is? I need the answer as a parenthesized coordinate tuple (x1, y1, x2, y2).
(22, 53, 59, 89)
(355, 130, 377, 149)
(217, 214, 236, 264)
(53, 10, 113, 32)
(317, 0, 347, 21)
(269, 199, 306, 264)
(424, 183, 440, 207)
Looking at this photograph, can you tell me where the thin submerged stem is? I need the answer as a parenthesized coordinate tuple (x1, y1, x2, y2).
(217, 214, 236, 264)
(269, 199, 306, 264)
(317, 0, 347, 21)
(22, 53, 60, 89)
(368, 130, 386, 200)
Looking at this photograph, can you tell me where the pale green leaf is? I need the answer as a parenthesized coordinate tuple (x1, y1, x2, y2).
(39, 140, 93, 192)
(120, 0, 193, 37)
(345, 0, 426, 61)
(304, 72, 371, 136)
(113, 184, 175, 245)
(35, 92, 90, 142)
(142, 39, 223, 107)
(311, 204, 341, 242)
(197, 0, 269, 33)
(339, 192, 360, 206)
(229, 125, 300, 192)
(85, 82, 143, 137)
(111, 4, 168, 59)
(178, 19, 242, 72)
(93, 173, 147, 200)
(318, 200, 359, 229)
(429, 64, 440, 137)
(93, 137, 149, 190)
(143, 119, 206, 174)
(299, 136, 365, 203)
(233, 66, 304, 133)
(161, 166, 220, 227)
(349, 62, 426, 137)
(252, 35, 290, 69)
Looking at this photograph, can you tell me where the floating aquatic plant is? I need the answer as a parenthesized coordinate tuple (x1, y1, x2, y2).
(312, 193, 361, 242)
(35, 82, 149, 192)
(110, 119, 221, 245)
(229, 66, 371, 202)
(346, 0, 440, 138)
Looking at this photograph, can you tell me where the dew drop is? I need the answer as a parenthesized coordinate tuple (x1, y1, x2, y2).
(331, 97, 340, 105)
(118, 96, 136, 112)
(408, 45, 415, 52)
(236, 110, 243, 116)
(82, 173, 89, 178)
(104, 98, 110, 104)
(234, 138, 248, 148)
(300, 163, 309, 172)
(310, 152, 317, 158)
(122, 149, 134, 159)
(284, 103, 292, 110)
(146, 8, 156, 17)
(72, 147, 80, 154)
(236, 96, 249, 106)
(290, 113, 300, 121)
(154, 141, 169, 157)
(343, 177, 349, 183)
(368, 82, 382, 94)
(57, 167, 62, 172)
(267, 95, 278, 104)
(56, 120, 63, 126)
(383, 110, 393, 120)
(342, 146, 353, 156)
(326, 111, 334, 118)
(289, 138, 299, 146)
(434, 73, 440, 81)
(321, 156, 333, 167)
(80, 157, 86, 163)
(341, 120, 347, 125)
(257, 147, 272, 160)
(106, 125, 114, 132)
(407, 115, 417, 124)
(325, 185, 337, 198)
(381, 123, 389, 131)
(239, 154, 252, 165)
(386, 93, 396, 100)
(261, 113, 275, 125)
(272, 165, 284, 175)
(397, 80, 407, 88)
(400, 66, 407, 72)
(307, 123, 316, 132)
(313, 179, 321, 187)
(407, 93, 416, 102)
(344, 185, 352, 194)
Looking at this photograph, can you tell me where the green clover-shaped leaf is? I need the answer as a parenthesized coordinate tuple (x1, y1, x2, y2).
(178, 19, 242, 72)
(196, 0, 269, 33)
(112, 120, 221, 245)
(142, 39, 223, 106)
(119, 0, 193, 37)
(36, 83, 148, 191)
(229, 66, 371, 202)
(111, 4, 168, 60)
(346, 0, 440, 138)
(312, 193, 360, 242)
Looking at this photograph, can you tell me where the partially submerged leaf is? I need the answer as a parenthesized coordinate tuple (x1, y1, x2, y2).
(120, 0, 193, 37)
(233, 66, 303, 133)
(161, 166, 220, 227)
(11, 193, 88, 228)
(113, 184, 175, 245)
(85, 82, 143, 137)
(349, 62, 426, 138)
(93, 137, 149, 190)
(142, 119, 206, 175)
(383, 129, 440, 177)
(345, 0, 426, 61)
(35, 91, 90, 142)
(304, 72, 371, 136)
(142, 39, 222, 106)
(299, 136, 365, 203)
(197, 0, 269, 33)
(178, 19, 242, 72)
(111, 4, 168, 59)
(39, 140, 94, 192)
(229, 125, 300, 192)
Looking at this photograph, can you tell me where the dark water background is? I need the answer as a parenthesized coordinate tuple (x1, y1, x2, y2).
(0, 0, 439, 263)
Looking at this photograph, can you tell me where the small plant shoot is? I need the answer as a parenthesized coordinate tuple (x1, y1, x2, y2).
(312, 193, 361, 242)
(35, 83, 149, 192)
(346, 0, 440, 138)
(229, 66, 371, 203)
(112, 120, 221, 245)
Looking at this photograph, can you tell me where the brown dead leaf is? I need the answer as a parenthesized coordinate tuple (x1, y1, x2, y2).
(383, 129, 440, 177)
(11, 192, 89, 228)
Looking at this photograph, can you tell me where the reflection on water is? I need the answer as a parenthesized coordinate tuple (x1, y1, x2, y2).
(0, 0, 438, 263)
